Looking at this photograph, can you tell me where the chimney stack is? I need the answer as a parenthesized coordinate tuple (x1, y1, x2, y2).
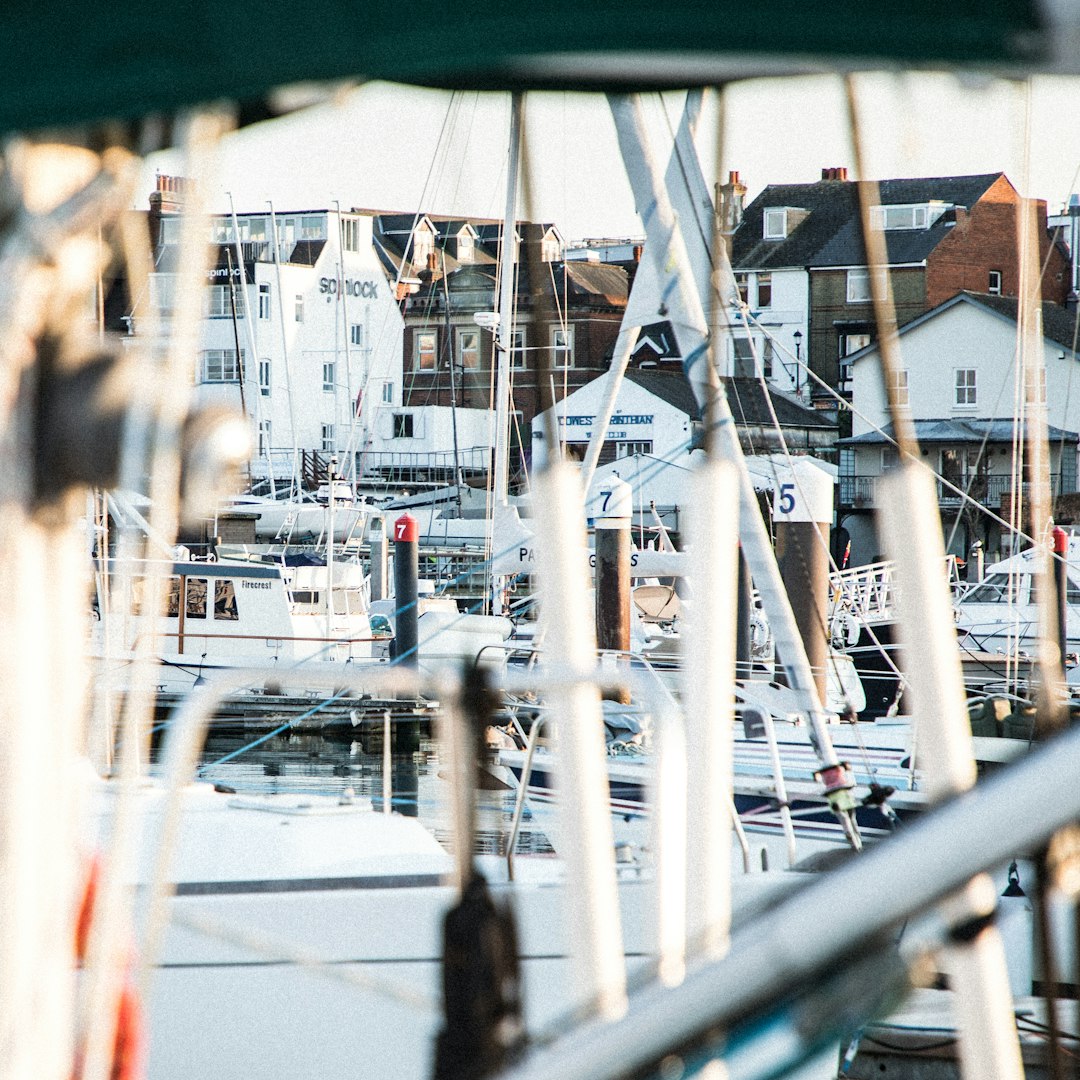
(715, 170, 747, 255)
(821, 167, 849, 182)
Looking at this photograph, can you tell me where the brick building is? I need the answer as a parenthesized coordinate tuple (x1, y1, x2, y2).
(730, 170, 1071, 403)
(373, 214, 628, 486)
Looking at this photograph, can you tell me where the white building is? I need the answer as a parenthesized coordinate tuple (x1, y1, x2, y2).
(140, 201, 404, 487)
(839, 291, 1080, 562)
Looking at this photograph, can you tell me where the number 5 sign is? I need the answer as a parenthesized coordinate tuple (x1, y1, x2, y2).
(771, 460, 834, 525)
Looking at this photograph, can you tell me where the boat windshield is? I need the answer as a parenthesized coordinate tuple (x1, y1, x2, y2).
(963, 573, 1030, 604)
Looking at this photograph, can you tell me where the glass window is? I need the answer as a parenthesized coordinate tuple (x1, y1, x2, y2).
(955, 368, 977, 406)
(341, 217, 360, 252)
(258, 283, 270, 319)
(393, 414, 414, 438)
(616, 441, 653, 457)
(214, 580, 239, 621)
(888, 369, 909, 406)
(150, 274, 176, 314)
(964, 573, 1029, 604)
(202, 349, 243, 383)
(735, 272, 749, 306)
(988, 269, 1003, 295)
(756, 273, 772, 308)
(847, 269, 871, 303)
(511, 329, 527, 369)
(732, 337, 755, 377)
(166, 577, 181, 618)
(295, 294, 304, 322)
(350, 323, 363, 347)
(258, 357, 271, 396)
(323, 360, 336, 392)
(763, 208, 787, 239)
(881, 446, 899, 472)
(186, 578, 208, 620)
(301, 215, 324, 240)
(762, 339, 774, 379)
(458, 329, 480, 369)
(207, 284, 243, 318)
(1024, 366, 1047, 405)
(258, 420, 271, 455)
(551, 326, 574, 367)
(840, 332, 871, 357)
(415, 330, 437, 371)
(382, 381, 393, 404)
(322, 424, 335, 453)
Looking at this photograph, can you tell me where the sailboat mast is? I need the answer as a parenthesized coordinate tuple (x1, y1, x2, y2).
(490, 92, 524, 615)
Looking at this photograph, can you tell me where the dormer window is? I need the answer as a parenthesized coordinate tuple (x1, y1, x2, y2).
(763, 208, 788, 240)
(869, 202, 949, 231)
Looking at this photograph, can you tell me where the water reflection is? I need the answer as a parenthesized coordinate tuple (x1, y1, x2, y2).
(171, 732, 555, 858)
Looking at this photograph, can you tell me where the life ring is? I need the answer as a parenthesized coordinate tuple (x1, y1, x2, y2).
(830, 611, 860, 650)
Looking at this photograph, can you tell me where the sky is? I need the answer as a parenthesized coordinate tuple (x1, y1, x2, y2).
(141, 73, 1080, 241)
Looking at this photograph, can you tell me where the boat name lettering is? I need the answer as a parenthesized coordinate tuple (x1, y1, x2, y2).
(589, 553, 639, 568)
(241, 580, 274, 590)
(319, 277, 378, 299)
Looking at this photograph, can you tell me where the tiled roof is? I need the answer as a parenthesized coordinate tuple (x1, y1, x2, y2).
(839, 418, 1079, 445)
(624, 369, 834, 431)
(732, 173, 1004, 270)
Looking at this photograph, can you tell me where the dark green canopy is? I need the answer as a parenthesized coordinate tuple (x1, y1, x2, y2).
(0, 0, 1058, 135)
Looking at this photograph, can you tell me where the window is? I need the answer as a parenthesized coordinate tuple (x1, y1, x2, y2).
(457, 231, 474, 261)
(732, 337, 755, 378)
(300, 215, 324, 240)
(551, 326, 574, 367)
(616, 440, 653, 458)
(186, 578, 207, 620)
(955, 368, 977, 407)
(415, 330, 438, 370)
(762, 339, 774, 379)
(735, 272, 749, 306)
(258, 419, 271, 455)
(214, 580, 238, 621)
(166, 577, 180, 617)
(869, 204, 938, 231)
(510, 329, 527, 369)
(412, 226, 434, 266)
(322, 359, 336, 392)
(888, 368, 909, 406)
(881, 446, 899, 472)
(393, 413, 414, 439)
(258, 357, 271, 397)
(756, 273, 772, 308)
(258, 283, 270, 319)
(341, 217, 360, 252)
(382, 381, 393, 404)
(246, 218, 267, 243)
(295, 294, 304, 322)
(847, 269, 871, 303)
(458, 329, 480, 369)
(763, 208, 787, 239)
(840, 332, 871, 357)
(988, 269, 1003, 295)
(150, 274, 176, 314)
(321, 424, 335, 453)
(350, 323, 363, 347)
(201, 349, 243, 383)
(1024, 366, 1047, 405)
(207, 284, 243, 318)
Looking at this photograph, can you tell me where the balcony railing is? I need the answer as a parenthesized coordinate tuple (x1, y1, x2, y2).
(839, 472, 1070, 510)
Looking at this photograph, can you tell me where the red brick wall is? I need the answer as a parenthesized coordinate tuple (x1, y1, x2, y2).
(927, 176, 1070, 307)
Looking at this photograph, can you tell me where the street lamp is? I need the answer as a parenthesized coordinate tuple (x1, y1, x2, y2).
(793, 329, 803, 395)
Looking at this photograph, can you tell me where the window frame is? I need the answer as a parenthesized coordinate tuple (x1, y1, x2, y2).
(888, 368, 910, 407)
(381, 381, 394, 404)
(510, 329, 527, 369)
(322, 359, 336, 393)
(458, 329, 480, 370)
(321, 423, 335, 453)
(847, 269, 872, 303)
(954, 368, 977, 407)
(350, 323, 363, 347)
(258, 356, 271, 397)
(988, 269, 1003, 295)
(414, 329, 438, 371)
(756, 272, 772, 308)
(392, 413, 415, 439)
(294, 294, 304, 322)
(551, 325, 575, 368)
(258, 282, 271, 320)
(201, 348, 243, 383)
(763, 208, 787, 240)
(207, 283, 244, 319)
